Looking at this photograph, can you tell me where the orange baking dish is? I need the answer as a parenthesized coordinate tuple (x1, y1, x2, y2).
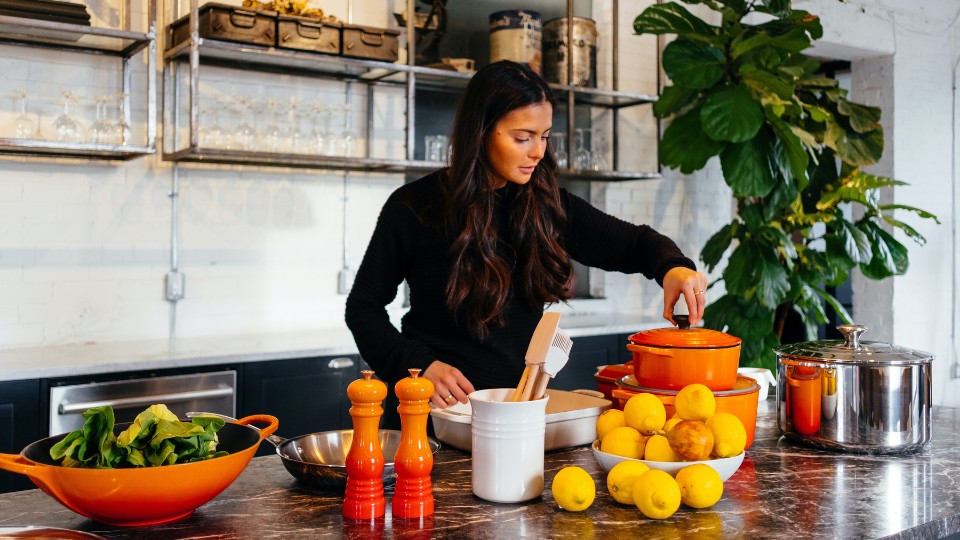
(627, 324, 741, 391)
(613, 375, 760, 449)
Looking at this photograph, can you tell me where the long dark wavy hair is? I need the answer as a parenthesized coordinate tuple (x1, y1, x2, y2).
(440, 60, 573, 340)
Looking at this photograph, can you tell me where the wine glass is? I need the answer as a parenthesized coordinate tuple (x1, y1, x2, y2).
(111, 93, 133, 146)
(235, 96, 256, 151)
(90, 95, 113, 144)
(590, 129, 609, 172)
(53, 90, 83, 142)
(285, 97, 303, 153)
(310, 103, 330, 156)
(574, 128, 591, 171)
(550, 131, 568, 169)
(12, 88, 36, 139)
(263, 98, 283, 152)
(337, 103, 356, 158)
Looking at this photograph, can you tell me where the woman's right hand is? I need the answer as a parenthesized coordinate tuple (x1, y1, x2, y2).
(423, 360, 476, 408)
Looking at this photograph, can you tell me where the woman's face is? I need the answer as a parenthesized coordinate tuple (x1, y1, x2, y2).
(485, 102, 552, 189)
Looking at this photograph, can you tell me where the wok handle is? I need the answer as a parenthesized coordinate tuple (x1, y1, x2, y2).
(236, 414, 280, 440)
(0, 453, 55, 484)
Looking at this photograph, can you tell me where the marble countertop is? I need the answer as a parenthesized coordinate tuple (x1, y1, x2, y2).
(0, 312, 662, 382)
(2, 401, 959, 539)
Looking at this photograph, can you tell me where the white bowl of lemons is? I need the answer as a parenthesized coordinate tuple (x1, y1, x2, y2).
(591, 440, 744, 482)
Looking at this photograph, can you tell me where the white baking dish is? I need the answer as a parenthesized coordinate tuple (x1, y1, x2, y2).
(429, 389, 611, 451)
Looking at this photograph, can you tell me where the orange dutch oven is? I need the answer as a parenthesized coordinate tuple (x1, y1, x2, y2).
(626, 316, 742, 391)
(0, 414, 278, 527)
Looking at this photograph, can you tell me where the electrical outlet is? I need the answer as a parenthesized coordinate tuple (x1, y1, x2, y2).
(338, 268, 355, 295)
(166, 270, 186, 301)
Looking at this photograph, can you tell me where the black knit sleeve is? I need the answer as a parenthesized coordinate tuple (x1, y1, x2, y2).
(344, 195, 437, 382)
(561, 189, 696, 285)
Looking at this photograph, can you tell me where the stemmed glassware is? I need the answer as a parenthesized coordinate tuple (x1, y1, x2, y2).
(111, 93, 132, 146)
(235, 96, 256, 151)
(574, 128, 591, 171)
(550, 131, 568, 169)
(311, 103, 330, 156)
(337, 103, 356, 158)
(12, 88, 37, 139)
(590, 128, 609, 172)
(90, 95, 114, 144)
(53, 90, 81, 142)
(263, 98, 284, 153)
(285, 97, 303, 153)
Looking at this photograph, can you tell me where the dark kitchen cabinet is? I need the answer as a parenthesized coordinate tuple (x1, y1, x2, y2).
(240, 354, 360, 456)
(0, 379, 41, 493)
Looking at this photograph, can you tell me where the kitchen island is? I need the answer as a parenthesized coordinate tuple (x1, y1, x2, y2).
(2, 401, 959, 539)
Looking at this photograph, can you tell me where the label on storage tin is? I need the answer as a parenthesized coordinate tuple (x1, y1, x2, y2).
(489, 10, 542, 74)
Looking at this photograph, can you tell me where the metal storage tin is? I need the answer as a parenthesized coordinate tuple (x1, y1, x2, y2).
(277, 15, 341, 55)
(542, 17, 598, 87)
(775, 324, 933, 454)
(489, 9, 542, 74)
(169, 3, 277, 49)
(340, 23, 400, 62)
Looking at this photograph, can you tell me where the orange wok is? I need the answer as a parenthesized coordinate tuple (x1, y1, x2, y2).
(0, 414, 278, 527)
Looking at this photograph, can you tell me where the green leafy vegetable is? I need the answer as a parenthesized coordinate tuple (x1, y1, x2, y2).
(49, 404, 229, 468)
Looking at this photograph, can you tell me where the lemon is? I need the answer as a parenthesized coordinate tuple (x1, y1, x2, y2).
(675, 463, 723, 509)
(606, 460, 650, 505)
(674, 383, 717, 422)
(596, 409, 627, 442)
(644, 434, 682, 462)
(706, 412, 747, 458)
(551, 466, 596, 512)
(600, 426, 645, 459)
(663, 415, 683, 434)
(633, 469, 681, 519)
(623, 393, 666, 434)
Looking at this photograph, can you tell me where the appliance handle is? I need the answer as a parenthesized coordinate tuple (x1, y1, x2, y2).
(58, 386, 234, 415)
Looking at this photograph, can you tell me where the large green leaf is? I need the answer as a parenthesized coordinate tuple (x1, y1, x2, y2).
(653, 85, 700, 118)
(835, 118, 885, 166)
(634, 3, 718, 44)
(731, 33, 773, 59)
(837, 99, 882, 133)
(701, 221, 740, 271)
(859, 220, 909, 278)
(765, 26, 812, 53)
(756, 0, 792, 17)
(724, 239, 791, 308)
(701, 84, 765, 142)
(741, 66, 795, 100)
(767, 113, 809, 187)
(832, 217, 872, 263)
(817, 170, 906, 211)
(703, 294, 774, 340)
(660, 107, 727, 173)
(720, 132, 777, 197)
(663, 39, 726, 90)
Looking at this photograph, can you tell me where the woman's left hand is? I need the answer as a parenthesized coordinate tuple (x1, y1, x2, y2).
(662, 267, 710, 326)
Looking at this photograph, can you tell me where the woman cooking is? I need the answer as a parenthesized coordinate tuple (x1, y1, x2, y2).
(345, 60, 708, 427)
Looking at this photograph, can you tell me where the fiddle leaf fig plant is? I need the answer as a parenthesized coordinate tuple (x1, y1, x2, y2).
(634, 0, 939, 371)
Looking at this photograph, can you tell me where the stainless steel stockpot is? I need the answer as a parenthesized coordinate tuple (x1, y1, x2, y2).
(775, 324, 933, 454)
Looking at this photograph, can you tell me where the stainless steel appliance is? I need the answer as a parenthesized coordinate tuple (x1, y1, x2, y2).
(775, 324, 933, 454)
(49, 371, 236, 435)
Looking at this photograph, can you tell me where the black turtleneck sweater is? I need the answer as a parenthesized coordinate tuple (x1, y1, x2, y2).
(344, 170, 696, 390)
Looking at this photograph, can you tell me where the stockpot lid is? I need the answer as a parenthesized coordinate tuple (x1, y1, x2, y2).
(628, 315, 741, 349)
(774, 324, 934, 366)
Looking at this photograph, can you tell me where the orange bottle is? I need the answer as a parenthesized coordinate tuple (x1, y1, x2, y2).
(343, 370, 387, 520)
(392, 368, 435, 519)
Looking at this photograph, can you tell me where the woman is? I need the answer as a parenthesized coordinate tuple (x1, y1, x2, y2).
(345, 61, 707, 423)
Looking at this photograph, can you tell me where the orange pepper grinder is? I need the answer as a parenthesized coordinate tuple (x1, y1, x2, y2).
(343, 369, 387, 520)
(392, 368, 435, 519)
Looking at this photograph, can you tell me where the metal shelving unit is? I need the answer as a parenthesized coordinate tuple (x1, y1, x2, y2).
(0, 6, 157, 160)
(161, 0, 658, 181)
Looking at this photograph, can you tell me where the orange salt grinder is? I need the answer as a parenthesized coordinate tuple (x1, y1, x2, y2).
(392, 368, 435, 519)
(343, 370, 387, 520)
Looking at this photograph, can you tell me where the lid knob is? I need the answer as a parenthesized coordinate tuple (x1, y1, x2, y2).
(674, 314, 690, 330)
(836, 324, 867, 349)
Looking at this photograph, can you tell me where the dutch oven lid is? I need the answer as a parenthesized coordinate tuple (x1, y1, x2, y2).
(628, 315, 741, 349)
(775, 324, 934, 365)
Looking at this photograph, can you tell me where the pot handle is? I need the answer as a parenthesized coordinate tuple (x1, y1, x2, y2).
(0, 453, 57, 486)
(626, 343, 675, 357)
(236, 414, 280, 441)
